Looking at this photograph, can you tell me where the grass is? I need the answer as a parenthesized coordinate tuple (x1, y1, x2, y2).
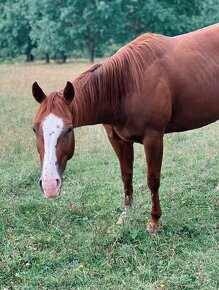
(0, 61, 218, 289)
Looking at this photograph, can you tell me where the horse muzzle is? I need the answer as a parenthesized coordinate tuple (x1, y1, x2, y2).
(39, 176, 62, 198)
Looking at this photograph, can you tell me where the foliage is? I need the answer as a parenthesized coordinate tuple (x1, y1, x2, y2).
(0, 0, 218, 61)
(27, 0, 73, 63)
(59, 0, 123, 62)
(0, 0, 32, 61)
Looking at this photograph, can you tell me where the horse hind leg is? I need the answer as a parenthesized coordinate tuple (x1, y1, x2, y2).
(143, 131, 163, 233)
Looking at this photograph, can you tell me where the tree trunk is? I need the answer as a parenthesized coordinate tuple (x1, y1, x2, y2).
(87, 44, 94, 63)
(45, 53, 50, 63)
(26, 53, 34, 62)
(62, 54, 66, 63)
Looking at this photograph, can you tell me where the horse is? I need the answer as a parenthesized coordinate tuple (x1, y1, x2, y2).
(32, 24, 219, 232)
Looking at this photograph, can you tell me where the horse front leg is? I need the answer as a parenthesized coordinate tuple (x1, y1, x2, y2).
(143, 131, 164, 232)
(104, 125, 134, 224)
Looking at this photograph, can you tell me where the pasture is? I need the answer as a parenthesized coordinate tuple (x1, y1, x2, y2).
(0, 62, 218, 289)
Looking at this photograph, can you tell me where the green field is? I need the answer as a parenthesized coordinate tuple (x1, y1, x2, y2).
(0, 62, 218, 289)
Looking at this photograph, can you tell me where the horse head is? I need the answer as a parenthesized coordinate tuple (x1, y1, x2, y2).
(32, 81, 75, 198)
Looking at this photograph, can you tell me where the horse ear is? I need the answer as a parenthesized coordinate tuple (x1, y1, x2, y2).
(32, 82, 46, 103)
(63, 81, 74, 105)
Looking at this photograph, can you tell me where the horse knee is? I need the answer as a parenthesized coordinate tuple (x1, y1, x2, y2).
(122, 169, 132, 186)
(147, 173, 160, 192)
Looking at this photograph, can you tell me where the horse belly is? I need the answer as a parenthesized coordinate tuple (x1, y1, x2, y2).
(166, 91, 219, 133)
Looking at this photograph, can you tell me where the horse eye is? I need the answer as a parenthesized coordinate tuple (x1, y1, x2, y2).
(67, 127, 72, 135)
(32, 127, 37, 134)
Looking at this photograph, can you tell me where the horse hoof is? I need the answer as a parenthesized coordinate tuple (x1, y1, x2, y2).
(116, 209, 128, 225)
(146, 221, 161, 235)
(216, 184, 219, 191)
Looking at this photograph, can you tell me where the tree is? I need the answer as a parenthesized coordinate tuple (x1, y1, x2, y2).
(0, 0, 33, 61)
(28, 0, 73, 63)
(119, 0, 209, 39)
(60, 0, 124, 62)
(0, 0, 218, 63)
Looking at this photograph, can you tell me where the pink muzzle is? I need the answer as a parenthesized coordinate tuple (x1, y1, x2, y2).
(39, 175, 62, 198)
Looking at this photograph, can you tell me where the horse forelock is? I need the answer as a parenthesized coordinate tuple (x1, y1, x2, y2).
(35, 92, 72, 124)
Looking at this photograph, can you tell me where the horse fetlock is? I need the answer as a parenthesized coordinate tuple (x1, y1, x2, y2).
(151, 208, 162, 221)
(124, 194, 133, 206)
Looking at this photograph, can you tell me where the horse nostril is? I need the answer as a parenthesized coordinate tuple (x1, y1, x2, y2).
(56, 178, 61, 189)
(39, 179, 43, 192)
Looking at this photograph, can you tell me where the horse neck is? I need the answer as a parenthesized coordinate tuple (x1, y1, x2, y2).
(72, 92, 118, 128)
(71, 66, 123, 128)
(70, 36, 166, 128)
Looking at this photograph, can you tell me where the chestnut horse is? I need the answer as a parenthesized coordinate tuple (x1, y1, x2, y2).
(32, 24, 219, 231)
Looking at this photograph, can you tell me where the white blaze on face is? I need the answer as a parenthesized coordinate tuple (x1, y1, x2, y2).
(41, 113, 63, 196)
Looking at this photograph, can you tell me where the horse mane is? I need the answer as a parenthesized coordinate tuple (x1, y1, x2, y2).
(72, 33, 166, 125)
(35, 92, 72, 123)
(34, 33, 166, 126)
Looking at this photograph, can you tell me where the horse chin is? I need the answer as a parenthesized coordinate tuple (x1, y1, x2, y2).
(44, 189, 61, 199)
(43, 183, 62, 199)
